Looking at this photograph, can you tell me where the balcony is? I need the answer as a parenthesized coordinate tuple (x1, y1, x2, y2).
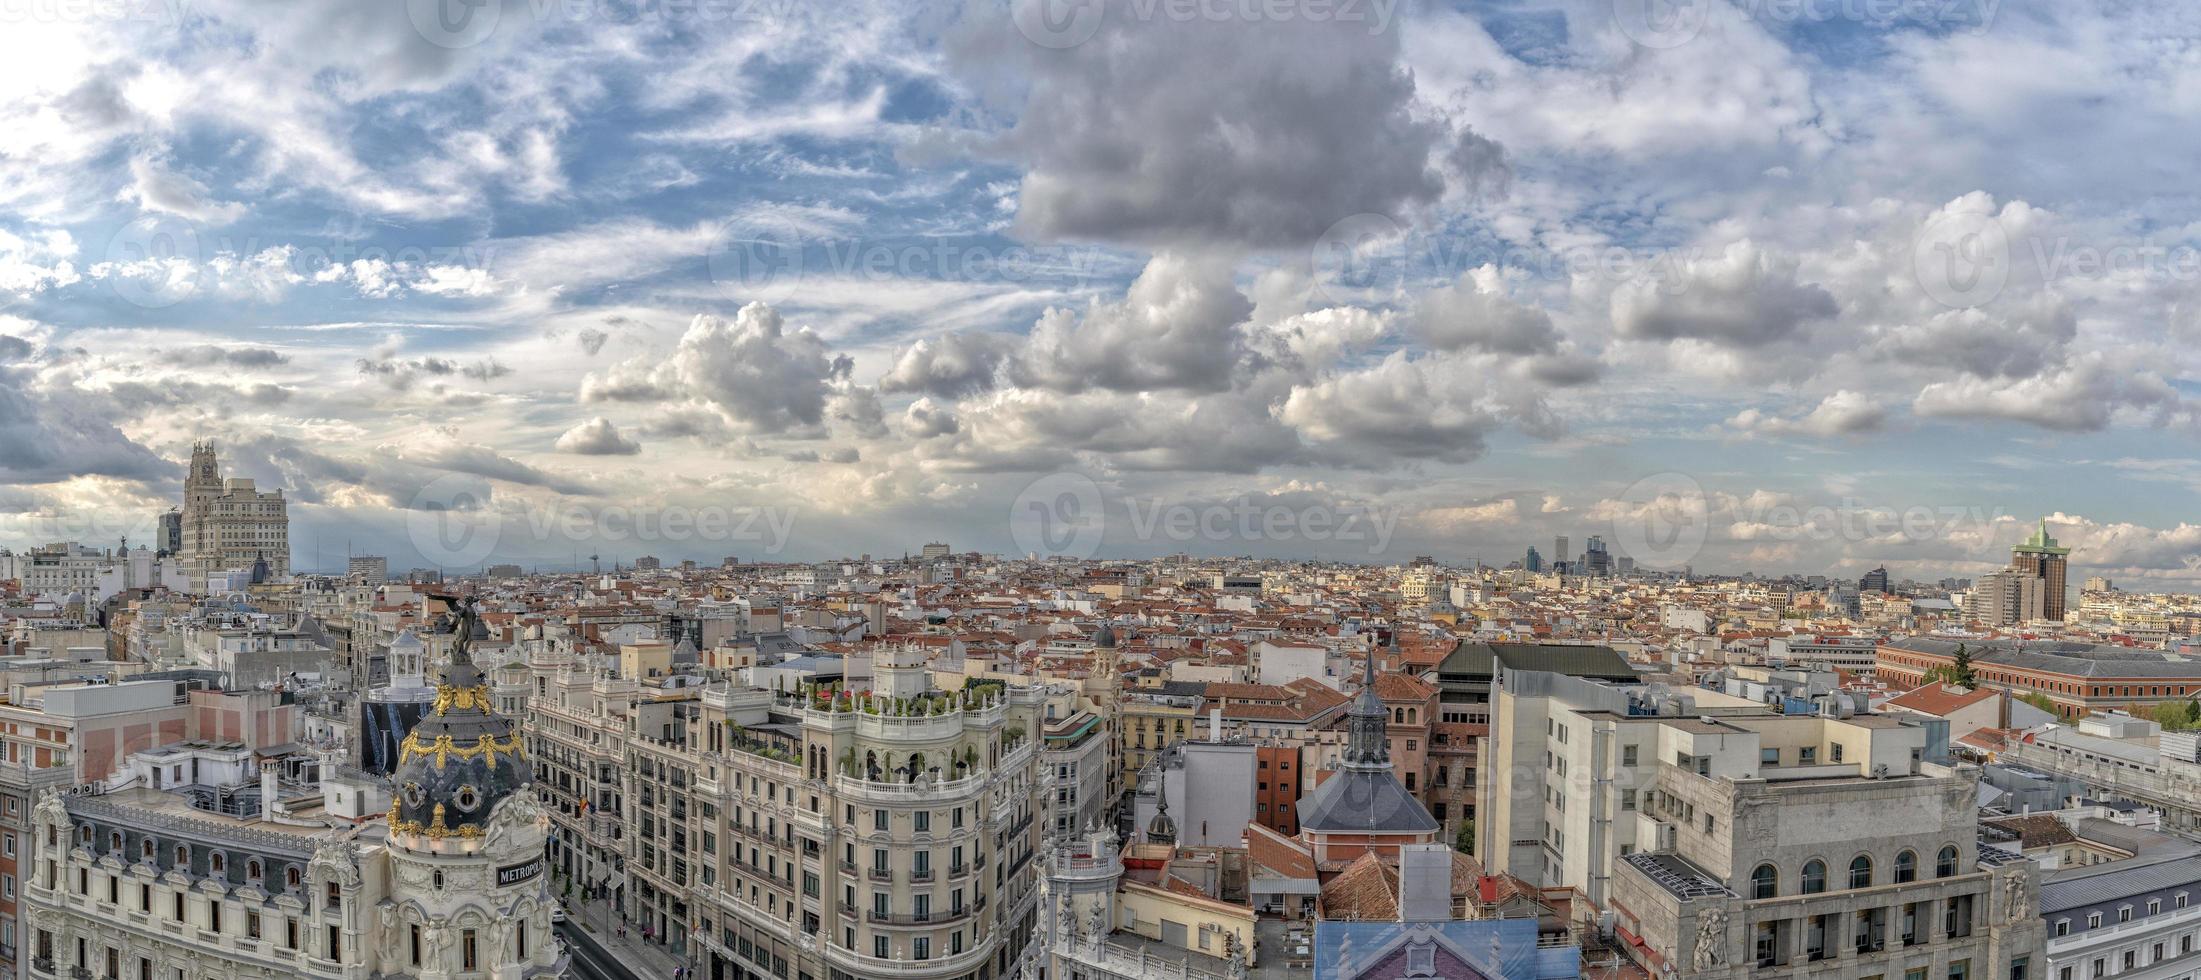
(867, 866, 893, 882)
(866, 905, 975, 927)
(822, 937, 993, 978)
(910, 868, 934, 883)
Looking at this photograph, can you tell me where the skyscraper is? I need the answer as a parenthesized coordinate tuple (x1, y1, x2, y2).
(2010, 518, 2071, 621)
(1860, 566, 1889, 593)
(1583, 535, 1610, 577)
(1554, 536, 1569, 570)
(1524, 545, 1543, 572)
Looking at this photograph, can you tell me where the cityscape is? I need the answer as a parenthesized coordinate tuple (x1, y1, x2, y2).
(6, 1, 2201, 980)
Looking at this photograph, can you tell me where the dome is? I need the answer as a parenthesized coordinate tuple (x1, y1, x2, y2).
(389, 598, 530, 840)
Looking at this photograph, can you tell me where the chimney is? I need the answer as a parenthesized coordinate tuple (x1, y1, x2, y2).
(259, 760, 279, 824)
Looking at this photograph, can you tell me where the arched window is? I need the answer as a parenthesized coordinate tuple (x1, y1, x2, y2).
(1937, 845, 1959, 878)
(1749, 864, 1777, 899)
(174, 844, 188, 867)
(108, 831, 122, 852)
(139, 840, 153, 861)
(1849, 855, 1873, 889)
(247, 859, 262, 881)
(1801, 860, 1826, 894)
(1894, 850, 1917, 883)
(286, 866, 301, 889)
(210, 853, 225, 874)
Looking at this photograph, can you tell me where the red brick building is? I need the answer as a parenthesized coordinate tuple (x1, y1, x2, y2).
(1878, 637, 2201, 718)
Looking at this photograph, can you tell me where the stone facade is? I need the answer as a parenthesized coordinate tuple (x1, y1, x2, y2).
(1610, 762, 2045, 979)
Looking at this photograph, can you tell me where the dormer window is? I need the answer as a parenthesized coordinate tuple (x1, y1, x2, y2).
(247, 859, 263, 882)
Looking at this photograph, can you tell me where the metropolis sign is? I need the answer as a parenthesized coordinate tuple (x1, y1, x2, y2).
(497, 858, 544, 887)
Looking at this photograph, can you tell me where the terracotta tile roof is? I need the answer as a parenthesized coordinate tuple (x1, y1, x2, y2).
(1373, 672, 1435, 702)
(1318, 851, 1398, 920)
(1885, 682, 1998, 717)
(1244, 823, 1318, 881)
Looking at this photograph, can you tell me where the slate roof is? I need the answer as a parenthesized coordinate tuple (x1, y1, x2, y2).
(1884, 637, 2201, 678)
(2041, 853, 2201, 915)
(1298, 766, 1441, 836)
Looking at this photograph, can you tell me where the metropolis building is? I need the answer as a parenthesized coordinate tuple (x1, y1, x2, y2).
(20, 601, 564, 980)
(523, 638, 1048, 980)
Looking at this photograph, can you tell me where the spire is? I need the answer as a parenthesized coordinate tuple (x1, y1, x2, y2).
(1343, 634, 1391, 769)
(1146, 781, 1177, 846)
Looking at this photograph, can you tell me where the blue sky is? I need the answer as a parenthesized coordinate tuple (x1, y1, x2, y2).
(2, 0, 2200, 585)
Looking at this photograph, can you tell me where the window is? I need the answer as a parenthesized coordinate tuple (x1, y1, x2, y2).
(1895, 850, 1917, 883)
(2010, 955, 2028, 980)
(1849, 855, 1873, 889)
(1751, 864, 1777, 900)
(1937, 845, 1959, 877)
(2053, 919, 2068, 937)
(1801, 859, 1826, 894)
(872, 809, 887, 831)
(2119, 906, 2133, 923)
(1761, 747, 1780, 765)
(1622, 745, 1638, 766)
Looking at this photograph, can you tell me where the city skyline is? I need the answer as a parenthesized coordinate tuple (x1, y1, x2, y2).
(4, 2, 2201, 587)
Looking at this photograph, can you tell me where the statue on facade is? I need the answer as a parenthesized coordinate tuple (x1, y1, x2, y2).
(1692, 909, 1728, 968)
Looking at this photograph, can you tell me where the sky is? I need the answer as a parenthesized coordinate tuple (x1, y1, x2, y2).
(2, 0, 2200, 584)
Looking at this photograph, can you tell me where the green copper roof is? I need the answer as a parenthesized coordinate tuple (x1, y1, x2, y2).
(2013, 518, 2071, 556)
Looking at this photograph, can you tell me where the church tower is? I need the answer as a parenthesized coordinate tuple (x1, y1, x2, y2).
(1294, 632, 1441, 867)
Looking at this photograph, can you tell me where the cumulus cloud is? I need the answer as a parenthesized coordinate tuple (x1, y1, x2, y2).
(582, 303, 850, 436)
(1009, 254, 1253, 394)
(878, 331, 1013, 398)
(902, 398, 961, 439)
(554, 417, 642, 455)
(1613, 241, 1838, 349)
(968, 0, 1484, 248)
(1280, 353, 1502, 465)
(1912, 354, 2189, 432)
(1412, 267, 1567, 357)
(1726, 390, 1889, 438)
